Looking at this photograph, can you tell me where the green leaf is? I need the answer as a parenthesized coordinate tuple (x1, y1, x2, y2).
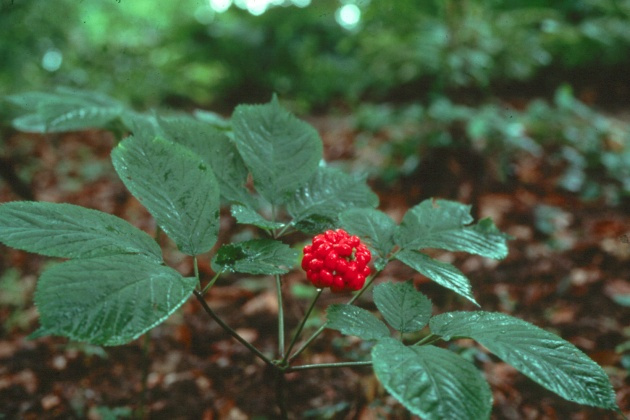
(156, 115, 253, 206)
(339, 208, 396, 258)
(0, 201, 162, 263)
(395, 199, 510, 259)
(211, 239, 297, 275)
(287, 165, 379, 232)
(7, 88, 123, 133)
(120, 111, 161, 138)
(230, 205, 285, 230)
(32, 254, 196, 346)
(193, 109, 231, 130)
(326, 304, 390, 340)
(430, 311, 619, 410)
(372, 339, 492, 420)
(395, 249, 478, 306)
(231, 95, 323, 204)
(11, 114, 47, 133)
(292, 214, 337, 235)
(111, 135, 220, 256)
(373, 281, 432, 333)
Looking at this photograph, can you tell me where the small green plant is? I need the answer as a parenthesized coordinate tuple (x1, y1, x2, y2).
(354, 86, 630, 203)
(0, 90, 622, 418)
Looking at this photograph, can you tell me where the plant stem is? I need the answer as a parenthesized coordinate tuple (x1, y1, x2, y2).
(193, 290, 275, 368)
(275, 369, 289, 420)
(413, 333, 441, 346)
(287, 360, 372, 372)
(275, 222, 293, 238)
(276, 274, 285, 358)
(347, 269, 379, 305)
(288, 269, 382, 363)
(193, 256, 200, 288)
(287, 322, 326, 363)
(200, 270, 221, 295)
(282, 289, 322, 365)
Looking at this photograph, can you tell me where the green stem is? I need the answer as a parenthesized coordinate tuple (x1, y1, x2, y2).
(200, 270, 221, 295)
(276, 274, 285, 358)
(287, 360, 372, 372)
(347, 269, 379, 305)
(282, 289, 323, 365)
(193, 256, 200, 288)
(413, 333, 442, 346)
(193, 290, 275, 368)
(287, 322, 326, 363)
(275, 222, 293, 238)
(275, 369, 289, 420)
(288, 269, 382, 363)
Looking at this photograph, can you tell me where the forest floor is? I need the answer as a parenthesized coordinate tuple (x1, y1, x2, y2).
(0, 113, 629, 419)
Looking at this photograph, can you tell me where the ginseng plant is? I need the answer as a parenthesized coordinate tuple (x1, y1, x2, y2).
(0, 89, 623, 418)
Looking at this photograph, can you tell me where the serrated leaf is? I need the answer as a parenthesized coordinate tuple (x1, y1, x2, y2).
(395, 199, 510, 259)
(7, 88, 123, 133)
(339, 208, 396, 258)
(120, 111, 160, 136)
(11, 114, 47, 133)
(230, 205, 285, 230)
(0, 201, 162, 263)
(5, 92, 62, 110)
(193, 109, 231, 130)
(287, 165, 379, 232)
(372, 339, 492, 420)
(111, 135, 220, 255)
(32, 254, 196, 346)
(40, 103, 122, 132)
(326, 304, 390, 340)
(231, 95, 322, 204)
(211, 239, 297, 275)
(395, 249, 478, 306)
(6, 88, 121, 111)
(430, 311, 618, 410)
(156, 115, 253, 206)
(292, 213, 337, 235)
(373, 281, 432, 333)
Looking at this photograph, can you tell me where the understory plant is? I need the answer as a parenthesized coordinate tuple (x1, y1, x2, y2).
(354, 85, 630, 203)
(0, 89, 623, 419)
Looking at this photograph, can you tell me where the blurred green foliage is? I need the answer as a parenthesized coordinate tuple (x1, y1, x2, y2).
(3, 0, 630, 205)
(2, 0, 630, 109)
(354, 85, 630, 203)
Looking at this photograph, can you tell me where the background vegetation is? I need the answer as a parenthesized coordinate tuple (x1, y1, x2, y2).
(2, 0, 630, 109)
(3, 0, 630, 202)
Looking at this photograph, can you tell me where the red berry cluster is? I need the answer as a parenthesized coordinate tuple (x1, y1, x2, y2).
(302, 229, 371, 292)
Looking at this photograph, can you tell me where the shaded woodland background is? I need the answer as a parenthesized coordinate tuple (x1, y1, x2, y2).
(1, 0, 629, 418)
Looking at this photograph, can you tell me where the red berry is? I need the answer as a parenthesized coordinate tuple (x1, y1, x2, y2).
(319, 269, 334, 287)
(301, 255, 312, 270)
(315, 243, 332, 258)
(335, 243, 352, 257)
(356, 253, 369, 266)
(302, 228, 372, 292)
(351, 274, 365, 290)
(307, 269, 318, 281)
(312, 235, 326, 247)
(309, 258, 324, 271)
(335, 258, 349, 274)
(324, 252, 338, 270)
